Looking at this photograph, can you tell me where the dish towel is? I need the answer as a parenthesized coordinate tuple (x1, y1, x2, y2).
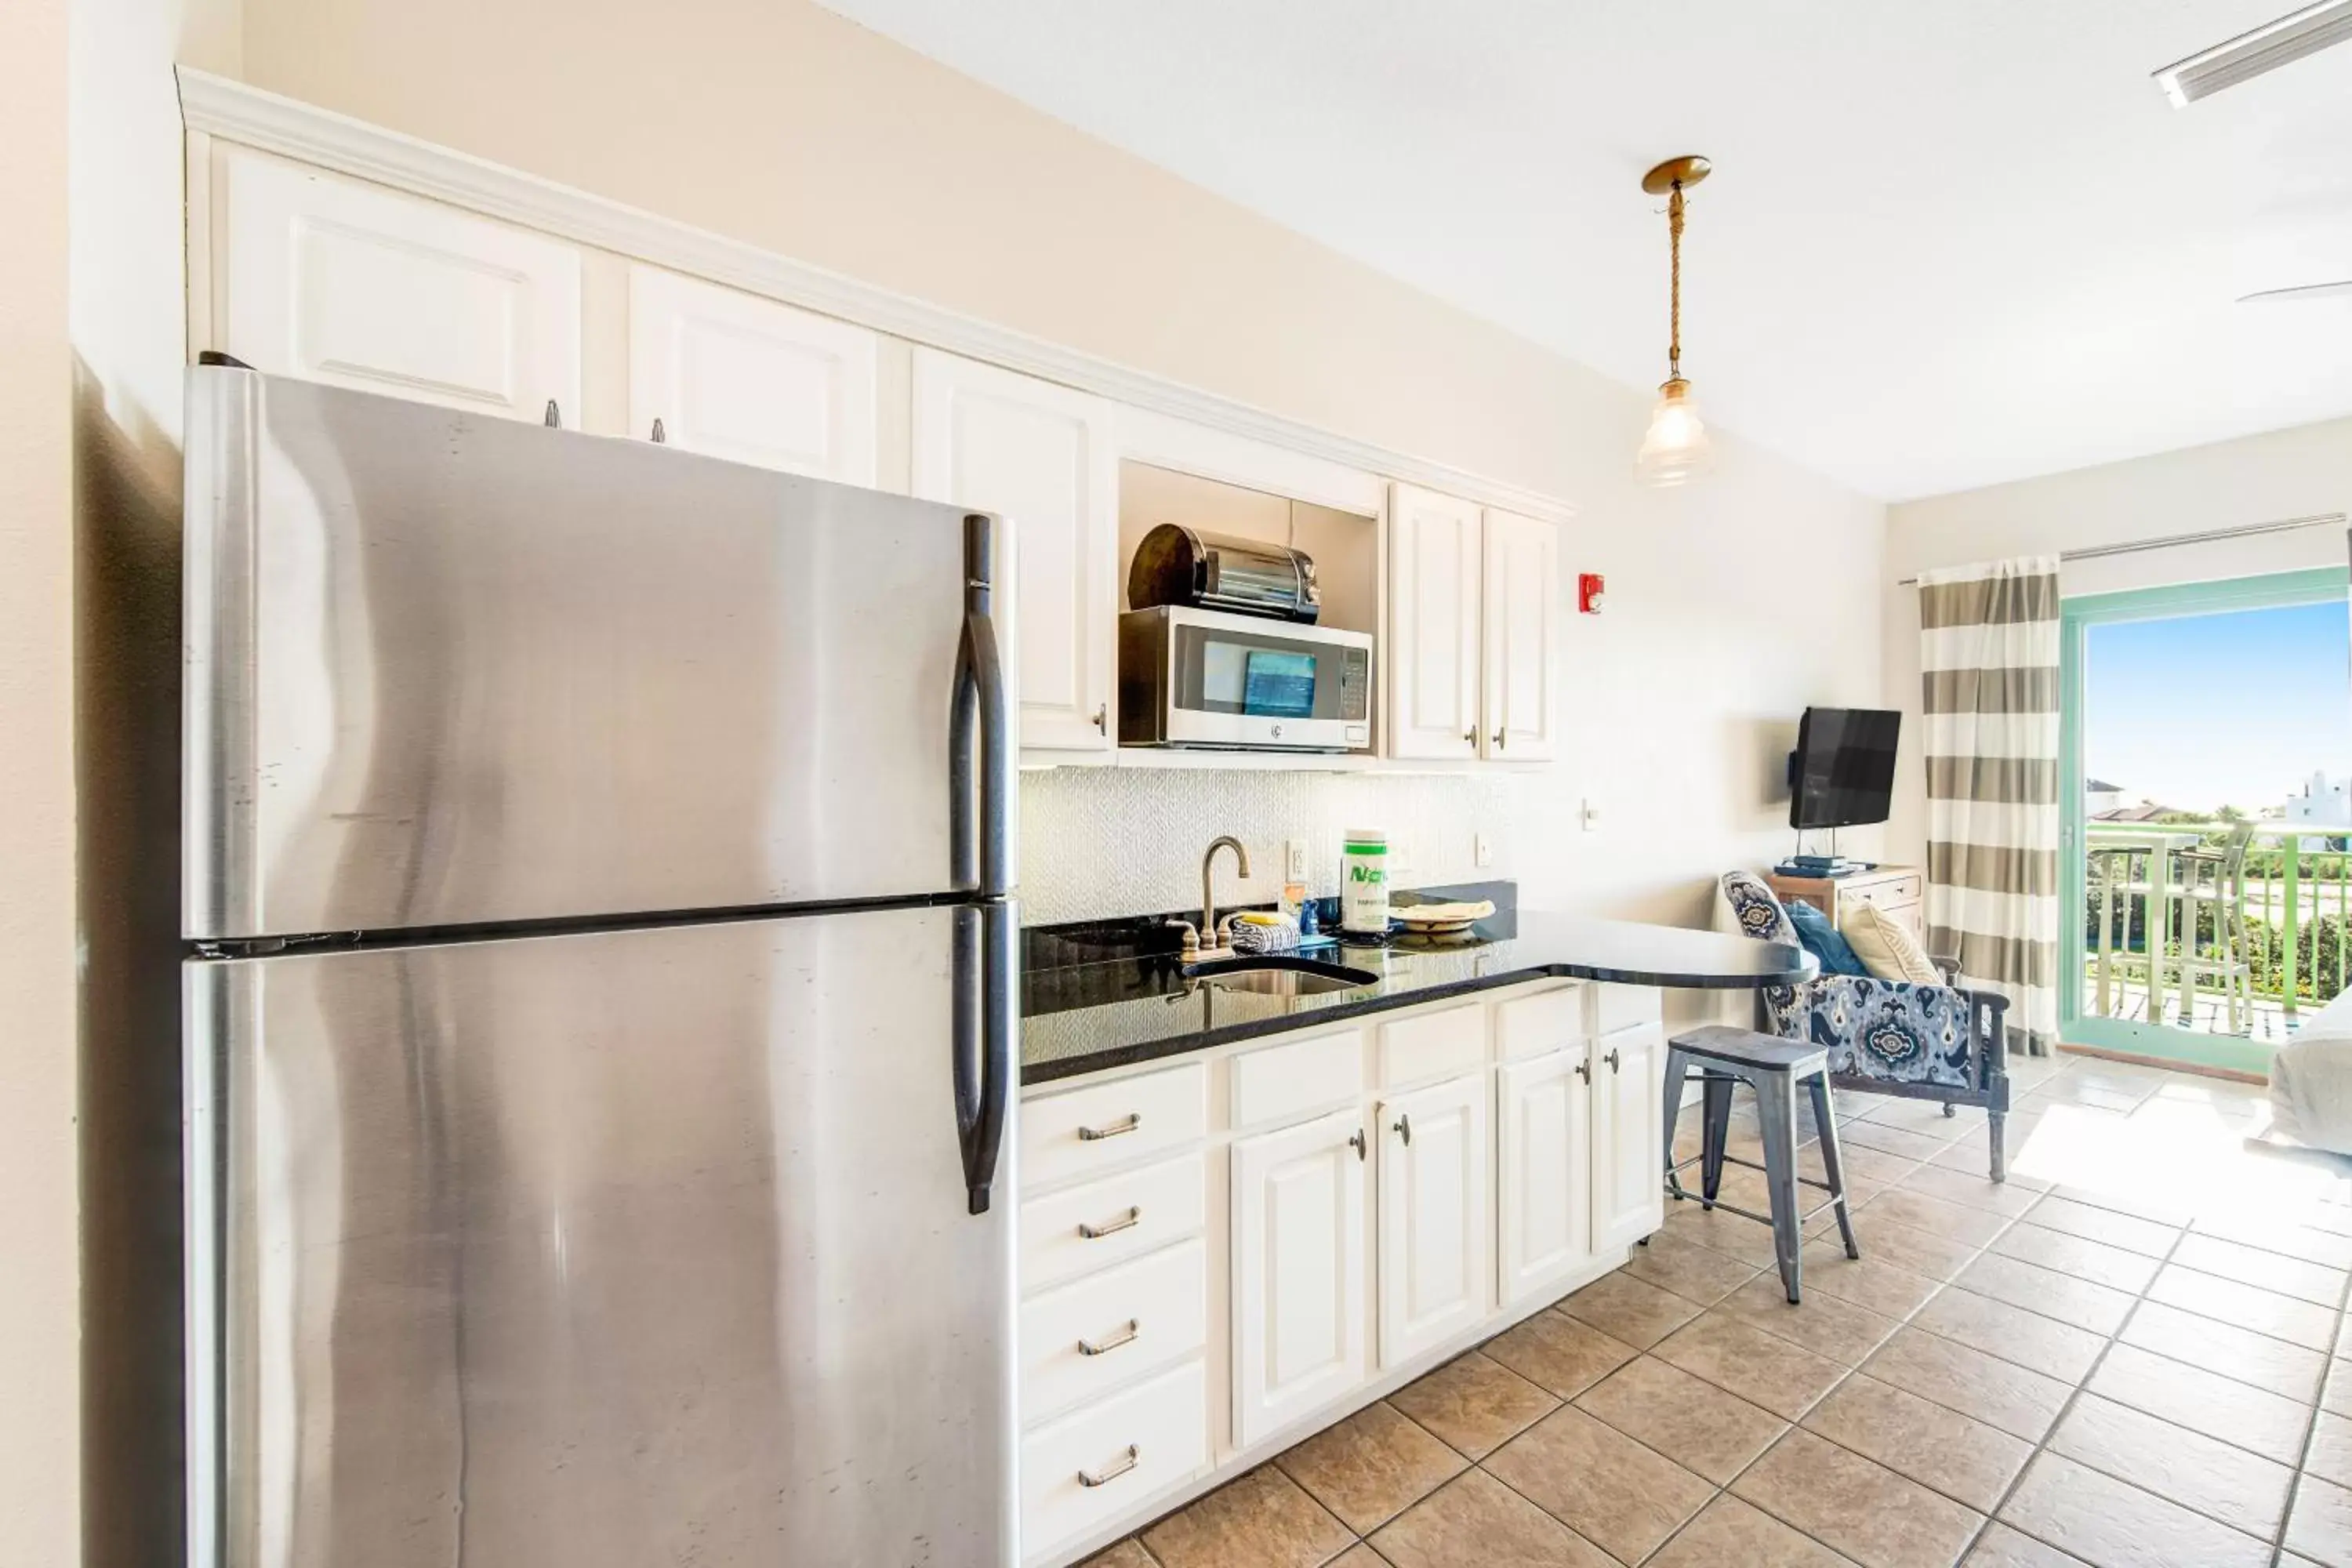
(1918, 555, 2061, 1055)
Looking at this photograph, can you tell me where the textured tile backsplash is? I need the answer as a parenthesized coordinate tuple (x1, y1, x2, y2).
(1018, 764, 1515, 924)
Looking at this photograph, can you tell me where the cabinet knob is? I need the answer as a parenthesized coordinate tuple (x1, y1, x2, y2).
(1494, 730, 1506, 750)
(1463, 728, 1476, 745)
(1575, 1058, 1590, 1083)
(1093, 704, 1108, 732)
(1606, 1048, 1621, 1073)
(1393, 1112, 1412, 1146)
(1348, 1129, 1366, 1161)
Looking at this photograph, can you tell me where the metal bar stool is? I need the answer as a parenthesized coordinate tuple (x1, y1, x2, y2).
(1662, 1024, 1859, 1304)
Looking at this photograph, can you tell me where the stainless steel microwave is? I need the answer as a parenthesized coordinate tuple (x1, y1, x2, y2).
(1118, 605, 1374, 752)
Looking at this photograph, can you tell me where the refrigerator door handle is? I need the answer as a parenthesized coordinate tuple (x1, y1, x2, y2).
(964, 513, 1012, 901)
(953, 899, 1016, 1214)
(949, 626, 979, 895)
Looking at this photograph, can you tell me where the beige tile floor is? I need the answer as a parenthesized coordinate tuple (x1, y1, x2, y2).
(1078, 1050, 2352, 1568)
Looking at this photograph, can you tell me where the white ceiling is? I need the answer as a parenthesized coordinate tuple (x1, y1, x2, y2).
(818, 0, 2352, 501)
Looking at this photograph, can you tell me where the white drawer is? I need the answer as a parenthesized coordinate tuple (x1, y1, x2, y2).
(1022, 1358, 1210, 1561)
(1494, 985, 1584, 1062)
(1590, 983, 1664, 1035)
(1022, 1151, 1208, 1294)
(1377, 1002, 1485, 1088)
(1232, 1029, 1363, 1131)
(1023, 1061, 1208, 1194)
(1022, 1238, 1208, 1425)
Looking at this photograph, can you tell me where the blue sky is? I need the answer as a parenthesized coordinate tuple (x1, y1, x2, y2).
(2085, 601, 2350, 815)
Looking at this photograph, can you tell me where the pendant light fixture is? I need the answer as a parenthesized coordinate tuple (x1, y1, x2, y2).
(1636, 154, 1714, 486)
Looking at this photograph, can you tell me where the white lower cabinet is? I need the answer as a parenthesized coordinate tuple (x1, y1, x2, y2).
(1376, 1073, 1490, 1367)
(1497, 1047, 1592, 1306)
(1022, 1357, 1210, 1559)
(1020, 983, 1667, 1566)
(1231, 1106, 1369, 1449)
(1592, 1022, 1668, 1253)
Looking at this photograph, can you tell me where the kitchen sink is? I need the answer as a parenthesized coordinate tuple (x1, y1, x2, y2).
(1182, 955, 1379, 996)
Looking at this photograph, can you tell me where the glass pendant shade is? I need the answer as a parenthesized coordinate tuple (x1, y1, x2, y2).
(1636, 376, 1712, 486)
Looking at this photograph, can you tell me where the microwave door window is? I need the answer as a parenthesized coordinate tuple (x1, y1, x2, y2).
(1241, 650, 1316, 718)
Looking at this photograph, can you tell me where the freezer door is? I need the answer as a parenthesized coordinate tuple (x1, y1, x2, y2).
(186, 365, 1008, 938)
(187, 906, 1015, 1568)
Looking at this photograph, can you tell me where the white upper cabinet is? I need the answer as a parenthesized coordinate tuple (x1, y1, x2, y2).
(1496, 1047, 1592, 1306)
(216, 149, 582, 425)
(1591, 1022, 1667, 1254)
(1480, 508, 1560, 761)
(913, 350, 1116, 753)
(1230, 1106, 1367, 1449)
(1375, 1072, 1490, 1367)
(1385, 485, 1484, 760)
(626, 266, 879, 485)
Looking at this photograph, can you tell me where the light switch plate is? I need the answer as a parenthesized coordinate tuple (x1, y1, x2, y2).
(1474, 833, 1493, 867)
(1581, 799, 1601, 833)
(1284, 837, 1308, 882)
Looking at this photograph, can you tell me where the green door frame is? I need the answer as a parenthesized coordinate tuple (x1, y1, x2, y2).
(2060, 566, 2350, 1074)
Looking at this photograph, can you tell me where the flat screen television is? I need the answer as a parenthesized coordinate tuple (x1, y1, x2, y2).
(1788, 707, 1901, 830)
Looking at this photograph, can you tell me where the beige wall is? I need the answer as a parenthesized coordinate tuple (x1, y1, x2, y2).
(237, 0, 1888, 933)
(1882, 414, 2352, 863)
(1, 0, 82, 1561)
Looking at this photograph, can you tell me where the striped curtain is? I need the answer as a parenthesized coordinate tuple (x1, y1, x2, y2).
(1918, 556, 2060, 1054)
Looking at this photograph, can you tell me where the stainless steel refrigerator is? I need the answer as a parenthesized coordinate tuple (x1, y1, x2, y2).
(182, 364, 1018, 1567)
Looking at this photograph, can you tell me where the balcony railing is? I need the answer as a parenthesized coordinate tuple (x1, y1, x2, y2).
(2083, 819, 2350, 1037)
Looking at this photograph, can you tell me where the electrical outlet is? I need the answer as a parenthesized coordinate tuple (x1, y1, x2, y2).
(1581, 799, 1602, 833)
(1474, 833, 1493, 868)
(1284, 837, 1308, 882)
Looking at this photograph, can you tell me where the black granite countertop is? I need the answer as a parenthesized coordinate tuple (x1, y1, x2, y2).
(1021, 884, 1816, 1084)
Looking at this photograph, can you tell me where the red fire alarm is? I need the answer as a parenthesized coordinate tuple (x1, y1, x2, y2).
(1578, 572, 1606, 614)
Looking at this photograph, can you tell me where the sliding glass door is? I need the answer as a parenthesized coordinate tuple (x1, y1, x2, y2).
(2060, 568, 2352, 1073)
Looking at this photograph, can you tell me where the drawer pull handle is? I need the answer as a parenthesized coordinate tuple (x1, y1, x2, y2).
(1078, 1445, 1140, 1488)
(1078, 1113, 1141, 1142)
(1606, 1048, 1621, 1073)
(1394, 1112, 1412, 1146)
(1077, 1319, 1140, 1356)
(1078, 1206, 1142, 1240)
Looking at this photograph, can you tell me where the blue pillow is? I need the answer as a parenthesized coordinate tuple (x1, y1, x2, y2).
(1784, 898, 1868, 976)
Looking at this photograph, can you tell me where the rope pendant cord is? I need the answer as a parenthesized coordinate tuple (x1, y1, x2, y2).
(1668, 180, 1685, 379)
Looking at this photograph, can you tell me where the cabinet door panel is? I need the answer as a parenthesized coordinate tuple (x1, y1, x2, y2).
(1480, 508, 1559, 760)
(1377, 1073, 1489, 1367)
(220, 148, 581, 424)
(1591, 1022, 1667, 1254)
(913, 350, 1114, 752)
(1497, 1050, 1591, 1305)
(1386, 485, 1483, 760)
(626, 267, 877, 485)
(1232, 1108, 1367, 1449)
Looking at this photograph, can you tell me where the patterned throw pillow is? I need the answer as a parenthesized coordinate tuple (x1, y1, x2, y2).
(1720, 871, 1798, 946)
(1840, 901, 1944, 985)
